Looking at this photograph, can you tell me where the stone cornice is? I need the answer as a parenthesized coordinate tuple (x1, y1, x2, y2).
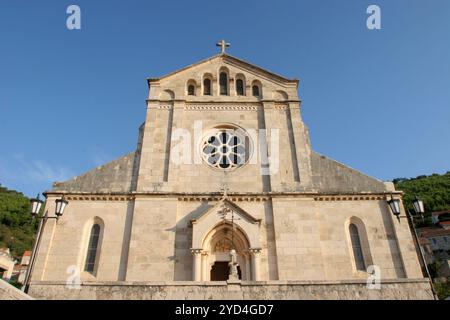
(313, 195, 387, 201)
(44, 190, 403, 202)
(146, 99, 301, 105)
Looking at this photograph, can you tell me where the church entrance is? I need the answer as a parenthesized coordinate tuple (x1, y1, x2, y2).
(201, 223, 250, 281)
(210, 262, 228, 281)
(210, 261, 242, 281)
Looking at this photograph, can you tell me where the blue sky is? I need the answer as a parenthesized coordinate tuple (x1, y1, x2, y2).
(0, 0, 449, 197)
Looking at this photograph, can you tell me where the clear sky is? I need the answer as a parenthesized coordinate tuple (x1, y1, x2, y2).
(0, 0, 449, 197)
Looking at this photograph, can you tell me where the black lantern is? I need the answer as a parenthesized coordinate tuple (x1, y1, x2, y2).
(412, 196, 425, 215)
(387, 195, 401, 218)
(55, 196, 68, 218)
(30, 194, 44, 217)
(22, 194, 69, 293)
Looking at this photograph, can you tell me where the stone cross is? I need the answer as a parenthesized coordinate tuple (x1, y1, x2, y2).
(216, 40, 230, 54)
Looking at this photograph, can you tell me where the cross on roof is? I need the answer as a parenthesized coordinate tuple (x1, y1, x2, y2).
(216, 40, 230, 54)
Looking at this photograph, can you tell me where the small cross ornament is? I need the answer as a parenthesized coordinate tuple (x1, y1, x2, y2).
(216, 40, 230, 54)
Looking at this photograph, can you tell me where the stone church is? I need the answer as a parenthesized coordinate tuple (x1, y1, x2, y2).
(29, 44, 433, 299)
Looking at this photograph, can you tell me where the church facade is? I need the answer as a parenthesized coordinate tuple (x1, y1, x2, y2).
(29, 47, 433, 299)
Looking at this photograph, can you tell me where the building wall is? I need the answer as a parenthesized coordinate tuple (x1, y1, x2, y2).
(0, 280, 33, 300)
(428, 235, 450, 251)
(32, 194, 423, 284)
(167, 104, 265, 193)
(0, 255, 15, 280)
(28, 279, 433, 300)
(125, 198, 178, 281)
(136, 56, 310, 195)
(32, 196, 132, 282)
(29, 55, 428, 299)
(136, 102, 309, 194)
(125, 198, 277, 282)
(170, 199, 277, 281)
(272, 197, 423, 281)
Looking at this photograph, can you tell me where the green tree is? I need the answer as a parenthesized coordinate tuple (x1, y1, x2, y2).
(394, 172, 450, 226)
(434, 282, 450, 300)
(0, 184, 38, 259)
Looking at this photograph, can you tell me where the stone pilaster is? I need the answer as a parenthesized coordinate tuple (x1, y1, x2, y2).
(388, 197, 424, 279)
(201, 251, 208, 281)
(191, 249, 203, 281)
(288, 102, 313, 189)
(136, 101, 174, 192)
(249, 248, 262, 281)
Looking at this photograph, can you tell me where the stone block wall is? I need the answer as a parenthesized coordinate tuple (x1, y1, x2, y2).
(272, 197, 423, 281)
(125, 198, 178, 281)
(28, 279, 433, 300)
(31, 194, 423, 284)
(32, 197, 132, 282)
(0, 280, 33, 300)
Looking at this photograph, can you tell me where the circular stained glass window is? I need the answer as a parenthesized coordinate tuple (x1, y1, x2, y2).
(201, 128, 250, 170)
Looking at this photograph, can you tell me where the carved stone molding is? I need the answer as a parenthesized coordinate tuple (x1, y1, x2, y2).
(66, 195, 134, 202)
(313, 195, 386, 202)
(177, 196, 269, 202)
(184, 104, 259, 111)
(248, 248, 262, 254)
(190, 248, 203, 255)
(49, 192, 395, 203)
(274, 104, 288, 110)
(153, 104, 173, 110)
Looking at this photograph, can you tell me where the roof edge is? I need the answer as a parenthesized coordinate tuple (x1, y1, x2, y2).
(147, 53, 299, 85)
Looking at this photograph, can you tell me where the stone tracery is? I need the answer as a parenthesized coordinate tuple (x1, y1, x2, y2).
(201, 127, 249, 170)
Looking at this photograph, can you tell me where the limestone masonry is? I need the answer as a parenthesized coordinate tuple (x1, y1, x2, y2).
(29, 51, 433, 299)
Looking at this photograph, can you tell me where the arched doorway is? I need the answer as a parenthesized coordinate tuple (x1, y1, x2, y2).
(202, 222, 251, 281)
(210, 262, 242, 281)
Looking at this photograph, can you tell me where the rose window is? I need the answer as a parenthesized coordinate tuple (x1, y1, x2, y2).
(201, 129, 249, 170)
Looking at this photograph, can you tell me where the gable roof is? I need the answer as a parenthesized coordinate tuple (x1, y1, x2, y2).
(50, 152, 137, 193)
(310, 151, 388, 193)
(148, 53, 299, 86)
(49, 150, 389, 194)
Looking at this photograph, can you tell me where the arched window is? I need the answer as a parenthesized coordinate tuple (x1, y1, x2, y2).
(349, 223, 365, 271)
(84, 224, 101, 273)
(236, 79, 244, 96)
(252, 85, 260, 97)
(203, 78, 211, 95)
(219, 72, 228, 95)
(188, 84, 195, 96)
